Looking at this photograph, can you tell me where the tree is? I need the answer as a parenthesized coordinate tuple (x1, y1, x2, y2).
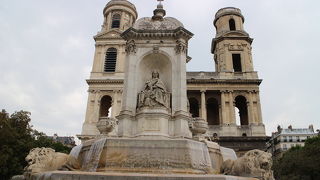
(273, 136, 320, 180)
(0, 110, 72, 180)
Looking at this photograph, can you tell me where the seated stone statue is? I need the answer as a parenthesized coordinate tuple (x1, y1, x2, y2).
(138, 71, 170, 109)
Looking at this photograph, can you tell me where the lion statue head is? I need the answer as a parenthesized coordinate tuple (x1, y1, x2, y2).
(245, 149, 272, 172)
(221, 149, 274, 180)
(24, 147, 69, 175)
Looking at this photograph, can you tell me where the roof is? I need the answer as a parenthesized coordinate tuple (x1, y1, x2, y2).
(133, 17, 184, 31)
(281, 128, 315, 135)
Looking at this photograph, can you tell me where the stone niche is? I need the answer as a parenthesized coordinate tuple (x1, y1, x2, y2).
(137, 53, 172, 97)
(134, 53, 173, 137)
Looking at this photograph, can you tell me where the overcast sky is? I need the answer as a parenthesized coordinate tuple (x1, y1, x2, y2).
(1, 0, 320, 138)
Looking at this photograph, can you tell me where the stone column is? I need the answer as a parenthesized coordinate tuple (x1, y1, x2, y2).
(256, 91, 263, 124)
(121, 11, 125, 30)
(117, 47, 138, 137)
(200, 90, 207, 120)
(172, 40, 192, 138)
(111, 91, 117, 118)
(93, 90, 101, 123)
(228, 91, 236, 124)
(220, 91, 227, 125)
(248, 91, 255, 124)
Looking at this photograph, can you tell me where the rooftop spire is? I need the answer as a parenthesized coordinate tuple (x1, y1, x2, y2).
(152, 0, 166, 21)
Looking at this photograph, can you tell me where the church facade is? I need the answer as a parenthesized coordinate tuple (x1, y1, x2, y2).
(78, 0, 268, 155)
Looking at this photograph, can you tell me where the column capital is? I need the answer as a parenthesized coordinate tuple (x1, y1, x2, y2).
(200, 89, 206, 93)
(220, 90, 233, 93)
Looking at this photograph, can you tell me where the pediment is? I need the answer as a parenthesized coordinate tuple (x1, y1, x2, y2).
(94, 30, 122, 40)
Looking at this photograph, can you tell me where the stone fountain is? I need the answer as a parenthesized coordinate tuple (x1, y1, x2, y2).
(12, 1, 274, 180)
(15, 70, 274, 179)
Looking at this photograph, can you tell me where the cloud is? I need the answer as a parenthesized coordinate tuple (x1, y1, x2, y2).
(1, 0, 320, 138)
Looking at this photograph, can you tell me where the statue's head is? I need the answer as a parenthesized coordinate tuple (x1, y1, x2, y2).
(152, 70, 159, 78)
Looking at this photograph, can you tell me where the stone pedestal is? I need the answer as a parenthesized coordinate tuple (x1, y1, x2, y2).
(79, 138, 212, 174)
(30, 171, 259, 180)
(136, 107, 170, 137)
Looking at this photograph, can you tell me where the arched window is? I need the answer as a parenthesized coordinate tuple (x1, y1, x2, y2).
(104, 48, 117, 72)
(189, 98, 199, 118)
(229, 19, 236, 31)
(235, 96, 248, 126)
(100, 95, 112, 117)
(207, 98, 220, 125)
(111, 14, 121, 28)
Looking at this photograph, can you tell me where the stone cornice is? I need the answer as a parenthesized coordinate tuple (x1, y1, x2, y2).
(121, 27, 194, 40)
(94, 30, 124, 41)
(211, 33, 253, 53)
(86, 79, 124, 85)
(86, 78, 262, 85)
(187, 79, 262, 85)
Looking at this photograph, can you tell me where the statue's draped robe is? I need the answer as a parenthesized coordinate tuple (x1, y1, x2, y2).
(138, 78, 170, 108)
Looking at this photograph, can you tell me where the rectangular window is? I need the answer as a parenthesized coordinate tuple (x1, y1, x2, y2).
(283, 136, 287, 142)
(283, 144, 287, 150)
(232, 54, 242, 72)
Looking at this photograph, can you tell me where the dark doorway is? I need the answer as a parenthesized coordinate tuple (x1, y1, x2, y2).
(207, 98, 220, 125)
(232, 54, 242, 72)
(189, 98, 199, 118)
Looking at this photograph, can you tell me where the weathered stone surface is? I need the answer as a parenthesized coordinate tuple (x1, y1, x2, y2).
(133, 17, 184, 30)
(11, 175, 25, 180)
(221, 150, 274, 180)
(78, 138, 213, 174)
(31, 171, 258, 180)
(24, 148, 69, 177)
(220, 146, 238, 161)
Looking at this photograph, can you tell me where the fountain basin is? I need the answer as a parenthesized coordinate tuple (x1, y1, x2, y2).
(78, 138, 213, 174)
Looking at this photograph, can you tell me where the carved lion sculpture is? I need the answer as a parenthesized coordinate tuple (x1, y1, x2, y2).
(24, 147, 69, 175)
(221, 149, 274, 180)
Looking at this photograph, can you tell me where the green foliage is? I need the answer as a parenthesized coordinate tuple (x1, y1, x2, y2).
(0, 110, 72, 180)
(273, 136, 320, 180)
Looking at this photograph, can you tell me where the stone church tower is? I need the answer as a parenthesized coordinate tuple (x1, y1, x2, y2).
(79, 1, 267, 155)
(79, 0, 137, 139)
(187, 7, 267, 155)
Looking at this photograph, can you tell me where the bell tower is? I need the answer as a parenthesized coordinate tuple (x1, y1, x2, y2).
(79, 0, 138, 141)
(212, 7, 257, 79)
(90, 0, 138, 77)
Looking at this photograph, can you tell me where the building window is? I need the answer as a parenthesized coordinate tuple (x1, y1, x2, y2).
(232, 54, 242, 72)
(235, 96, 248, 126)
(207, 98, 220, 125)
(100, 95, 112, 117)
(296, 136, 300, 142)
(188, 98, 199, 118)
(111, 14, 121, 28)
(229, 19, 236, 31)
(283, 144, 287, 151)
(289, 136, 293, 142)
(283, 136, 287, 142)
(104, 48, 117, 72)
